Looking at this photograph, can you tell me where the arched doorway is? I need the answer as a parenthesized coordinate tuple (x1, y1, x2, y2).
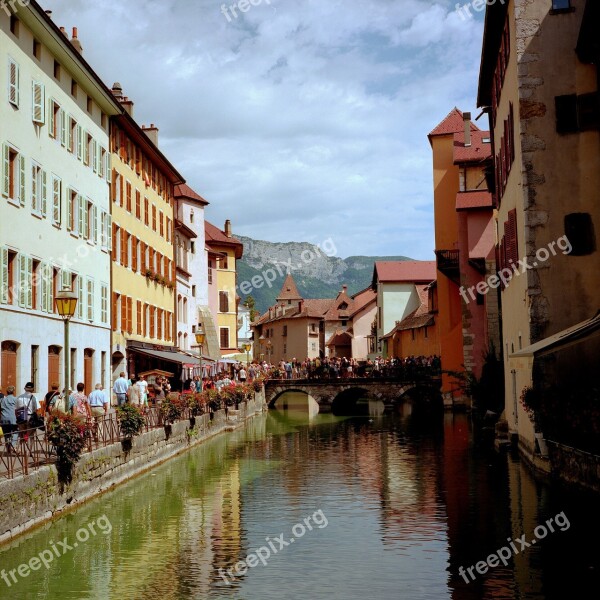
(1, 341, 18, 391)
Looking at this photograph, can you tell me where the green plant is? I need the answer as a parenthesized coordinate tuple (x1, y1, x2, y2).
(252, 378, 263, 392)
(144, 268, 153, 278)
(160, 395, 184, 424)
(47, 414, 91, 484)
(520, 386, 541, 425)
(117, 404, 145, 439)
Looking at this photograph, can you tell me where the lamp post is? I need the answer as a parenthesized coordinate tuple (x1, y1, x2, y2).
(243, 342, 251, 369)
(195, 324, 206, 391)
(266, 339, 272, 364)
(55, 287, 78, 396)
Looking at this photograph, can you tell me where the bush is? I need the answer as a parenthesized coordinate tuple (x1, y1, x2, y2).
(160, 395, 184, 424)
(47, 414, 91, 484)
(117, 404, 145, 439)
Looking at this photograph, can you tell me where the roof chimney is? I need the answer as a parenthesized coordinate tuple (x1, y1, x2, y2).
(142, 124, 159, 146)
(59, 26, 68, 37)
(463, 111, 472, 147)
(121, 96, 134, 117)
(70, 27, 83, 54)
(45, 10, 53, 18)
(224, 219, 232, 238)
(342, 285, 348, 293)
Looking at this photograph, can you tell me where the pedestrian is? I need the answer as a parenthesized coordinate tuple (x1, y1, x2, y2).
(127, 377, 143, 406)
(137, 374, 149, 407)
(15, 382, 41, 439)
(44, 383, 60, 419)
(69, 382, 91, 422)
(0, 386, 17, 448)
(239, 367, 247, 383)
(113, 371, 129, 406)
(88, 383, 109, 418)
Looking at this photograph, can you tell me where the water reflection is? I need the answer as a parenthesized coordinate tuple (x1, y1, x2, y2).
(1, 410, 599, 600)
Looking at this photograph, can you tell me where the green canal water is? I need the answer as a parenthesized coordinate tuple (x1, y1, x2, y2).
(1, 408, 599, 600)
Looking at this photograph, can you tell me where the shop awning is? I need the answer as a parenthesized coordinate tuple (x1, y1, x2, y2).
(129, 347, 213, 365)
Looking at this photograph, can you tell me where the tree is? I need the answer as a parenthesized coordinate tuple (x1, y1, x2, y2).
(244, 295, 258, 321)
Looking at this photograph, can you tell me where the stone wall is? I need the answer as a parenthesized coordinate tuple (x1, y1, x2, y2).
(0, 390, 267, 545)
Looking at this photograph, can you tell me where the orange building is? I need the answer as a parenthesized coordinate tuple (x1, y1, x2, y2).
(429, 108, 499, 408)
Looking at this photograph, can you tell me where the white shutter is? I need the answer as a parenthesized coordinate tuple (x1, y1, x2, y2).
(46, 265, 54, 312)
(87, 279, 94, 321)
(48, 99, 55, 137)
(18, 254, 27, 307)
(0, 248, 8, 304)
(91, 140, 97, 173)
(92, 204, 98, 244)
(107, 214, 113, 250)
(40, 262, 48, 312)
(105, 151, 111, 183)
(19, 155, 25, 206)
(41, 170, 47, 216)
(52, 176, 61, 225)
(78, 195, 85, 237)
(67, 116, 73, 152)
(8, 59, 19, 107)
(77, 125, 83, 160)
(31, 164, 37, 212)
(67, 190, 73, 231)
(60, 110, 67, 147)
(61, 268, 71, 291)
(2, 144, 9, 198)
(27, 257, 33, 308)
(32, 81, 44, 124)
(77, 277, 84, 319)
(83, 131, 89, 166)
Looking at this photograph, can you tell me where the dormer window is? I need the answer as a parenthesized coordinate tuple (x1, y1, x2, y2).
(339, 302, 348, 310)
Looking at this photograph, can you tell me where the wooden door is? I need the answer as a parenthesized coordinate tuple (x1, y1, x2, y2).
(48, 346, 60, 390)
(84, 349, 93, 395)
(1, 341, 17, 392)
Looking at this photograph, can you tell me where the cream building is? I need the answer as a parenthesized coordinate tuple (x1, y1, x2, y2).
(0, 6, 121, 393)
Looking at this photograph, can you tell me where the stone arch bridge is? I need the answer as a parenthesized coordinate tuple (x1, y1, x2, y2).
(265, 377, 443, 413)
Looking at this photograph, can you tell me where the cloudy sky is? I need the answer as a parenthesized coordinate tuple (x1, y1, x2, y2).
(50, 0, 486, 259)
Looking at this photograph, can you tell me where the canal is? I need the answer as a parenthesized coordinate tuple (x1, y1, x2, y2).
(1, 408, 599, 599)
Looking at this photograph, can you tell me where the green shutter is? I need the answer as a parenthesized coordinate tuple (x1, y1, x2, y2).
(2, 144, 9, 198)
(0, 248, 8, 304)
(18, 254, 26, 307)
(19, 155, 26, 206)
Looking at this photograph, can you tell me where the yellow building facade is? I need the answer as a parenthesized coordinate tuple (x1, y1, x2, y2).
(109, 87, 184, 380)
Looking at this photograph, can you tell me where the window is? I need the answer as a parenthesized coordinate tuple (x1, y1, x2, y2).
(18, 254, 32, 308)
(59, 109, 67, 146)
(30, 162, 47, 216)
(8, 58, 19, 107)
(2, 144, 25, 205)
(152, 205, 157, 231)
(85, 133, 92, 167)
(208, 260, 213, 284)
(10, 15, 18, 36)
(69, 117, 77, 153)
(32, 81, 45, 124)
(137, 300, 142, 335)
(126, 181, 132, 212)
(565, 213, 596, 255)
(220, 327, 230, 349)
(101, 113, 107, 130)
(101, 284, 108, 324)
(53, 60, 60, 80)
(192, 285, 196, 297)
(71, 79, 77, 98)
(76, 276, 84, 319)
(87, 96, 92, 114)
(85, 200, 97, 243)
(31, 345, 39, 389)
(32, 260, 40, 310)
(135, 190, 141, 219)
(159, 211, 164, 236)
(551, 0, 571, 10)
(49, 101, 60, 139)
(555, 93, 599, 133)
(220, 256, 228, 270)
(33, 39, 41, 60)
(219, 291, 229, 313)
(144, 197, 149, 226)
(191, 241, 195, 254)
(476, 292, 484, 306)
(283, 325, 287, 337)
(341, 320, 347, 326)
(67, 189, 78, 233)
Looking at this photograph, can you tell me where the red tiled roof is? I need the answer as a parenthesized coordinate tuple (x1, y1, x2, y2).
(456, 191, 493, 211)
(277, 274, 302, 301)
(373, 261, 436, 284)
(205, 221, 243, 259)
(428, 107, 479, 139)
(350, 287, 377, 317)
(323, 286, 353, 320)
(296, 299, 335, 319)
(453, 130, 492, 163)
(174, 183, 209, 206)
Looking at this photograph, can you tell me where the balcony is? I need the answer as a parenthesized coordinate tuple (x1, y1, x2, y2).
(435, 249, 460, 284)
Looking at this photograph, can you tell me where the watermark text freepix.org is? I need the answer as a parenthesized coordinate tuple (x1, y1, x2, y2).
(459, 511, 570, 584)
(1, 514, 112, 588)
(221, 0, 270, 22)
(219, 509, 328, 584)
(455, 0, 505, 21)
(460, 235, 572, 305)
(1, 0, 30, 18)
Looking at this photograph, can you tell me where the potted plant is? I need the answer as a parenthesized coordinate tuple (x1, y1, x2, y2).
(144, 268, 153, 278)
(47, 414, 92, 485)
(117, 404, 145, 451)
(520, 386, 548, 456)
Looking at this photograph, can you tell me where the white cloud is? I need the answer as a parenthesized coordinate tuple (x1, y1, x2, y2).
(50, 0, 485, 258)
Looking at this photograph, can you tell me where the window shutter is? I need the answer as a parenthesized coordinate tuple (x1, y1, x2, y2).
(508, 209, 518, 264)
(92, 205, 98, 244)
(121, 295, 127, 332)
(112, 223, 118, 261)
(107, 214, 113, 252)
(77, 277, 84, 319)
(41, 170, 47, 216)
(132, 236, 138, 272)
(84, 132, 90, 166)
(26, 256, 33, 308)
(18, 254, 27, 307)
(40, 262, 48, 312)
(137, 301, 142, 335)
(19, 155, 26, 206)
(32, 81, 44, 124)
(8, 59, 19, 107)
(48, 99, 55, 137)
(83, 200, 89, 240)
(140, 242, 146, 272)
(47, 265, 54, 312)
(67, 191, 73, 231)
(31, 164, 38, 211)
(78, 194, 84, 237)
(127, 297, 133, 334)
(112, 293, 118, 331)
(52, 176, 61, 225)
(119, 175, 124, 207)
(87, 279, 94, 321)
(77, 125, 83, 160)
(60, 110, 67, 146)
(2, 144, 9, 198)
(61, 268, 71, 291)
(0, 247, 8, 304)
(105, 151, 111, 183)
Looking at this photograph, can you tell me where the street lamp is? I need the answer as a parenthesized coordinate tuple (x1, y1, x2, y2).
(242, 342, 251, 368)
(195, 324, 206, 391)
(266, 339, 272, 363)
(55, 287, 78, 395)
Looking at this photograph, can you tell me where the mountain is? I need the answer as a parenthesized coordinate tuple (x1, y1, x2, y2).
(235, 235, 412, 314)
